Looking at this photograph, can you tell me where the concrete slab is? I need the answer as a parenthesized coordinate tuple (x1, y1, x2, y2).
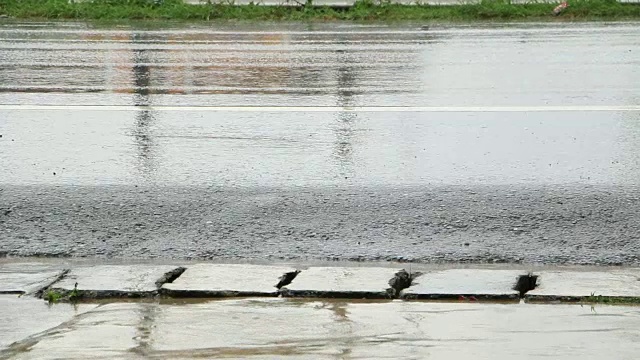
(6, 299, 640, 359)
(283, 266, 397, 298)
(343, 301, 640, 359)
(526, 270, 640, 301)
(402, 269, 524, 300)
(4, 302, 142, 359)
(161, 264, 296, 297)
(0, 296, 97, 350)
(51, 265, 181, 298)
(0, 262, 67, 295)
(152, 298, 342, 357)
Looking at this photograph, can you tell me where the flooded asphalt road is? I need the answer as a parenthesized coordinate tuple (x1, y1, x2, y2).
(1, 21, 640, 264)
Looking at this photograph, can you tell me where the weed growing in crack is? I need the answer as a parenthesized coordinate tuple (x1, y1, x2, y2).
(69, 282, 80, 302)
(44, 290, 63, 304)
(583, 293, 640, 305)
(43, 282, 81, 304)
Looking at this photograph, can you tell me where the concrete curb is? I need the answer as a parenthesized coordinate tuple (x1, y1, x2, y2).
(3, 261, 640, 302)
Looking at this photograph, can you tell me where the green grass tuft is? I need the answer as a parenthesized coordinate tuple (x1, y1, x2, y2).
(43, 290, 63, 304)
(583, 294, 640, 305)
(42, 283, 81, 304)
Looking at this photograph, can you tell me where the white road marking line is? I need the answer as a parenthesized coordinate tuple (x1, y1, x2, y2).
(0, 105, 639, 112)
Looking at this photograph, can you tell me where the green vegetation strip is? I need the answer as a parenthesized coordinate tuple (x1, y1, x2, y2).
(584, 295, 640, 305)
(43, 283, 80, 304)
(1, 0, 640, 21)
(526, 294, 640, 304)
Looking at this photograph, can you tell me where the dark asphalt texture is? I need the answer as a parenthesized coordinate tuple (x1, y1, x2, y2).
(2, 184, 639, 265)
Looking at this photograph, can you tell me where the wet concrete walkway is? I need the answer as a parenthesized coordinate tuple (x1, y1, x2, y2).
(4, 259, 640, 358)
(2, 296, 640, 359)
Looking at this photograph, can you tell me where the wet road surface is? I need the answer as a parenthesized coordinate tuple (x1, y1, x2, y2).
(4, 297, 640, 359)
(1, 21, 640, 264)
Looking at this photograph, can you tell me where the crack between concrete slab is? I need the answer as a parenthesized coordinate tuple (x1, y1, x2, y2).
(0, 290, 24, 295)
(276, 270, 301, 290)
(280, 290, 394, 299)
(513, 273, 538, 298)
(163, 289, 283, 298)
(56, 289, 166, 300)
(154, 267, 186, 289)
(30, 269, 70, 298)
(388, 269, 422, 299)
